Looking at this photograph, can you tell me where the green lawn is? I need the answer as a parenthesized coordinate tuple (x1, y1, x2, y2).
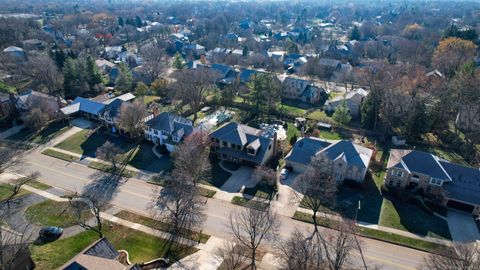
(286, 123, 300, 144)
(87, 161, 136, 178)
(26, 181, 52, 190)
(55, 128, 136, 158)
(306, 109, 332, 122)
(115, 211, 210, 243)
(25, 200, 91, 228)
(317, 130, 342, 140)
(128, 143, 172, 173)
(0, 183, 30, 201)
(292, 211, 446, 253)
(231, 196, 269, 211)
(143, 95, 161, 105)
(202, 159, 232, 188)
(30, 221, 198, 269)
(379, 197, 451, 240)
(279, 104, 307, 116)
(42, 149, 77, 162)
(198, 187, 216, 198)
(243, 182, 275, 200)
(6, 121, 69, 144)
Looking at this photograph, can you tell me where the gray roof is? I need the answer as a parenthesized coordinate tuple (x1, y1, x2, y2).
(285, 137, 330, 165)
(83, 238, 118, 260)
(217, 134, 272, 165)
(388, 150, 451, 181)
(101, 98, 123, 119)
(319, 140, 373, 168)
(441, 161, 480, 205)
(62, 97, 105, 116)
(210, 122, 260, 146)
(146, 112, 193, 136)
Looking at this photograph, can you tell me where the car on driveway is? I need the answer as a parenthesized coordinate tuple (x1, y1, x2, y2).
(39, 226, 63, 240)
(280, 168, 289, 180)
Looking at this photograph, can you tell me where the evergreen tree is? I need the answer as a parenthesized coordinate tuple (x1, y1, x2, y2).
(135, 81, 149, 97)
(242, 45, 249, 57)
(118, 17, 124, 27)
(172, 52, 184, 69)
(135, 16, 143, 28)
(349, 25, 361, 40)
(115, 63, 133, 92)
(360, 93, 376, 129)
(86, 56, 102, 87)
(333, 100, 352, 125)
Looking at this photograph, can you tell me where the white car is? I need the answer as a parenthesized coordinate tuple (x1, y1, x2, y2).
(280, 168, 289, 180)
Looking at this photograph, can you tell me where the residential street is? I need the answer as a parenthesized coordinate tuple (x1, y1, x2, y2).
(18, 150, 427, 270)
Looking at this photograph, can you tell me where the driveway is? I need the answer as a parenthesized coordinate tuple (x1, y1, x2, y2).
(447, 210, 480, 242)
(220, 166, 254, 193)
(271, 172, 300, 216)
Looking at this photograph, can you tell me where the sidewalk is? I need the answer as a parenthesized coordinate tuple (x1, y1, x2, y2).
(2, 173, 228, 269)
(296, 207, 452, 246)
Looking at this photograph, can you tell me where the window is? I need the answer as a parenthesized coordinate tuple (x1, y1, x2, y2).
(248, 148, 255, 155)
(222, 141, 227, 147)
(430, 178, 442, 186)
(388, 180, 393, 186)
(391, 169, 403, 177)
(268, 144, 272, 150)
(396, 181, 401, 187)
(237, 145, 241, 150)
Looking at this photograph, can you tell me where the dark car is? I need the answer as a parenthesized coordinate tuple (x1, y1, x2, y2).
(39, 226, 63, 240)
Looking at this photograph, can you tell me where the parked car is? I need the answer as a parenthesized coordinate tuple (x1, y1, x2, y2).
(39, 226, 63, 240)
(280, 168, 289, 180)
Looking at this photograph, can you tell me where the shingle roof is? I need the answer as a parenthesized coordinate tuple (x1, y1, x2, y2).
(441, 161, 480, 205)
(210, 122, 260, 146)
(71, 97, 106, 115)
(285, 137, 330, 165)
(101, 98, 123, 119)
(145, 112, 193, 136)
(388, 150, 451, 181)
(319, 140, 373, 168)
(217, 135, 272, 164)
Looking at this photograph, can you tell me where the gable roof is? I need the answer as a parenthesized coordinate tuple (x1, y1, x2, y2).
(145, 112, 193, 135)
(60, 97, 105, 116)
(210, 122, 260, 146)
(319, 140, 373, 168)
(387, 150, 452, 181)
(101, 98, 123, 119)
(239, 68, 258, 84)
(441, 161, 480, 205)
(285, 137, 330, 165)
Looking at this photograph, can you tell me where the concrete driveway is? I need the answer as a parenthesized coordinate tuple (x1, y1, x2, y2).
(447, 210, 480, 242)
(220, 166, 254, 193)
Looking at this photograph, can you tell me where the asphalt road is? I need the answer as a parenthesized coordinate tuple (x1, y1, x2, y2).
(20, 151, 427, 270)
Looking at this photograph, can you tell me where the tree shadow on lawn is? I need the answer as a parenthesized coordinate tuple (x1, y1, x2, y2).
(128, 143, 172, 173)
(79, 128, 136, 158)
(382, 192, 452, 239)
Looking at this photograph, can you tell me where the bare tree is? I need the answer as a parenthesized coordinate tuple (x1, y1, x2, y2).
(117, 100, 148, 140)
(96, 141, 122, 172)
(0, 147, 24, 175)
(141, 45, 166, 83)
(26, 54, 63, 96)
(68, 191, 108, 239)
(215, 240, 249, 270)
(229, 204, 280, 269)
(276, 229, 326, 270)
(292, 156, 337, 237)
(419, 242, 480, 270)
(22, 106, 51, 132)
(253, 166, 278, 192)
(173, 69, 215, 123)
(171, 131, 211, 187)
(151, 178, 205, 242)
(1, 173, 38, 210)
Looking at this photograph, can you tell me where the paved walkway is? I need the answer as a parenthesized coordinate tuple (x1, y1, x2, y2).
(296, 207, 452, 246)
(447, 210, 480, 243)
(0, 124, 24, 139)
(152, 144, 163, 158)
(2, 173, 228, 269)
(271, 173, 299, 217)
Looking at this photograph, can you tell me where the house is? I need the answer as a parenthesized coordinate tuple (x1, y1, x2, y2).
(16, 90, 65, 115)
(239, 68, 258, 84)
(325, 88, 368, 118)
(183, 44, 205, 58)
(210, 122, 276, 166)
(2, 46, 26, 60)
(211, 64, 237, 86)
(105, 46, 123, 59)
(0, 93, 15, 118)
(98, 99, 124, 133)
(281, 77, 325, 104)
(61, 237, 142, 270)
(60, 93, 135, 121)
(144, 112, 194, 152)
(95, 59, 116, 74)
(318, 58, 342, 75)
(285, 138, 373, 183)
(21, 39, 45, 51)
(385, 149, 480, 215)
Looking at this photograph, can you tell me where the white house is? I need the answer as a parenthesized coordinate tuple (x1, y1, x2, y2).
(144, 112, 194, 152)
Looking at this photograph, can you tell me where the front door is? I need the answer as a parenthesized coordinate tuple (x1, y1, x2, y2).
(406, 181, 418, 190)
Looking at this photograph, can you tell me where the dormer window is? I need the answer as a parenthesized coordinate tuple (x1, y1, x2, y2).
(247, 148, 256, 155)
(430, 178, 442, 186)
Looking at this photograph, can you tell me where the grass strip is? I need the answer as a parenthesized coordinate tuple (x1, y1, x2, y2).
(42, 149, 77, 162)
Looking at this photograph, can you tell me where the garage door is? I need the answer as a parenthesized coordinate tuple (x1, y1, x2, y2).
(447, 200, 475, 213)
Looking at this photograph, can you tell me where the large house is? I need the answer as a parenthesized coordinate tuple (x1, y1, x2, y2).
(281, 77, 325, 104)
(325, 88, 368, 118)
(16, 90, 66, 115)
(385, 149, 480, 215)
(285, 138, 373, 183)
(210, 122, 276, 166)
(144, 112, 194, 152)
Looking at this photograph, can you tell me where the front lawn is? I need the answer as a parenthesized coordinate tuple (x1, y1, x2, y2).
(55, 128, 136, 158)
(26, 181, 52, 190)
(114, 211, 210, 243)
(128, 143, 172, 173)
(202, 159, 232, 188)
(30, 221, 198, 269)
(292, 211, 446, 253)
(286, 123, 300, 143)
(306, 109, 332, 122)
(0, 183, 30, 201)
(25, 200, 91, 228)
(6, 121, 69, 144)
(243, 182, 276, 200)
(317, 129, 342, 140)
(231, 196, 269, 211)
(379, 196, 451, 240)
